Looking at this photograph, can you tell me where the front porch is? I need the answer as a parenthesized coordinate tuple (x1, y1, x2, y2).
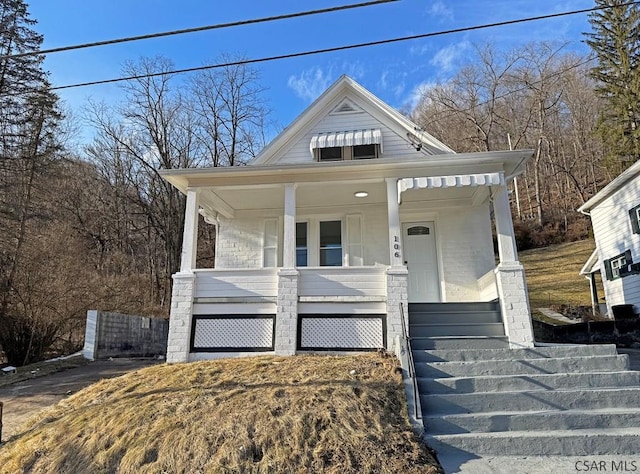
(163, 155, 535, 363)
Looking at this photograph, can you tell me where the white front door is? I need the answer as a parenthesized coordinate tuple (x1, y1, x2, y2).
(402, 221, 440, 302)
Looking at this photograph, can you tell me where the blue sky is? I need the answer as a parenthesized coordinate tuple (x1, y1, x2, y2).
(28, 0, 594, 142)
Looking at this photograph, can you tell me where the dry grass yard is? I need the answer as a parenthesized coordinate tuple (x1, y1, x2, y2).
(0, 353, 442, 474)
(520, 239, 601, 310)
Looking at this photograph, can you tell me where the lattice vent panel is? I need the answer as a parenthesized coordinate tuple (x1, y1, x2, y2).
(192, 317, 274, 351)
(299, 316, 384, 350)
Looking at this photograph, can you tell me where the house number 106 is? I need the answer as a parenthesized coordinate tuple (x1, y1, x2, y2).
(393, 236, 401, 258)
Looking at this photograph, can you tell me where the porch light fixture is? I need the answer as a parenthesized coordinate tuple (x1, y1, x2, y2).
(354, 191, 368, 198)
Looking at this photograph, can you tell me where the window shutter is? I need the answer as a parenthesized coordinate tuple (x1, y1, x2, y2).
(630, 207, 640, 234)
(263, 218, 278, 267)
(625, 249, 633, 264)
(346, 214, 363, 266)
(604, 258, 613, 280)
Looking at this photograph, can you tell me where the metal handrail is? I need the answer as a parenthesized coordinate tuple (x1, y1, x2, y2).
(399, 302, 422, 420)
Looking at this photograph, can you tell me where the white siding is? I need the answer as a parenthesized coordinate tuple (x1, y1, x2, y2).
(590, 177, 640, 312)
(298, 267, 387, 297)
(194, 269, 278, 298)
(435, 203, 496, 301)
(276, 110, 426, 165)
(364, 206, 391, 265)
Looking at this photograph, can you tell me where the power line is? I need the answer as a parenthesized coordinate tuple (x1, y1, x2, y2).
(48, 2, 640, 92)
(1, 0, 398, 60)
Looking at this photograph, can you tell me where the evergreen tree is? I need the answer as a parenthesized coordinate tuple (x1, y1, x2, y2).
(585, 0, 640, 169)
(0, 0, 62, 365)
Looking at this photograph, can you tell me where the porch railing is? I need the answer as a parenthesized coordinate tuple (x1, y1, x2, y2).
(478, 267, 498, 301)
(193, 268, 279, 301)
(400, 302, 422, 421)
(298, 266, 387, 300)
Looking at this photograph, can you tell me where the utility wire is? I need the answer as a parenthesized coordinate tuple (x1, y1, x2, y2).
(1, 0, 399, 60)
(48, 1, 640, 92)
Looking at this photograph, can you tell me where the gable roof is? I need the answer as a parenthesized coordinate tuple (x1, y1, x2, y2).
(579, 160, 640, 214)
(250, 75, 455, 166)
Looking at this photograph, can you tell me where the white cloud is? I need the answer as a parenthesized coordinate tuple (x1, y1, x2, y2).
(428, 1, 453, 22)
(429, 41, 471, 73)
(287, 67, 333, 102)
(378, 69, 408, 98)
(379, 70, 389, 90)
(410, 43, 431, 57)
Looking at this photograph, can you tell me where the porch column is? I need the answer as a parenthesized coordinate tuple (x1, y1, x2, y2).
(588, 273, 600, 316)
(386, 178, 403, 267)
(386, 178, 408, 352)
(167, 187, 199, 363)
(180, 188, 200, 272)
(283, 183, 297, 268)
(276, 183, 299, 356)
(493, 184, 518, 264)
(492, 185, 535, 348)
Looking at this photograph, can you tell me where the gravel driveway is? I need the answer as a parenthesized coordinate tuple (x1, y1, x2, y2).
(0, 358, 160, 442)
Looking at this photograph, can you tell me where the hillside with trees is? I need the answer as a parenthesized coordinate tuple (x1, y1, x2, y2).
(0, 0, 638, 365)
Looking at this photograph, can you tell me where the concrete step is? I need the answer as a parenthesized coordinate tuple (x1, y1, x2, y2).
(419, 370, 640, 394)
(412, 344, 618, 363)
(424, 408, 640, 434)
(409, 310, 502, 325)
(410, 322, 505, 337)
(409, 302, 500, 313)
(422, 387, 640, 415)
(410, 336, 509, 350)
(414, 355, 629, 378)
(425, 427, 640, 456)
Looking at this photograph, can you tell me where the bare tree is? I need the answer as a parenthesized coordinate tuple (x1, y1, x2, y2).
(190, 54, 270, 166)
(411, 41, 607, 246)
(84, 56, 272, 307)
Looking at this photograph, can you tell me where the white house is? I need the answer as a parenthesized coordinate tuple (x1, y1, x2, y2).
(160, 75, 535, 363)
(579, 160, 640, 317)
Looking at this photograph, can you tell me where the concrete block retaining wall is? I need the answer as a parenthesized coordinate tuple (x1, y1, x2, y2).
(533, 318, 640, 346)
(82, 310, 169, 360)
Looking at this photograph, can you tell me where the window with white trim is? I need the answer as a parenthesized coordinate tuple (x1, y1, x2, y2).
(604, 250, 633, 280)
(319, 220, 342, 266)
(296, 222, 308, 267)
(318, 147, 343, 161)
(352, 144, 377, 159)
(316, 144, 380, 162)
(293, 216, 363, 267)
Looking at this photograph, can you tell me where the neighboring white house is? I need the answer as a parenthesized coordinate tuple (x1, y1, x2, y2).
(160, 75, 535, 363)
(579, 160, 640, 317)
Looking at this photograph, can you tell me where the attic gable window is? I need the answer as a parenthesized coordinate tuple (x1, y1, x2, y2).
(353, 144, 377, 159)
(318, 147, 343, 161)
(310, 129, 382, 161)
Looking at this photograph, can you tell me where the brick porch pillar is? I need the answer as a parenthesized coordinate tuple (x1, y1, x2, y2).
(493, 184, 534, 348)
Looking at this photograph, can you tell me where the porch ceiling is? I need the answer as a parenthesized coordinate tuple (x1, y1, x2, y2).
(202, 179, 388, 213)
(199, 178, 486, 216)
